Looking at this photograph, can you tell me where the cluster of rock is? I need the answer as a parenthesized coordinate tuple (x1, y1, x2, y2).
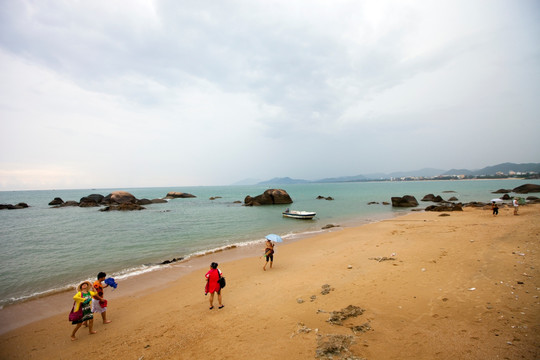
(425, 203, 463, 212)
(493, 184, 540, 194)
(244, 189, 293, 206)
(510, 184, 540, 194)
(391, 194, 464, 211)
(49, 191, 168, 211)
(391, 185, 540, 212)
(0, 203, 29, 210)
(486, 184, 540, 205)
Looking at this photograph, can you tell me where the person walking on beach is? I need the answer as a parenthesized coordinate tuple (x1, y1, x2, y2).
(92, 272, 112, 324)
(205, 262, 224, 309)
(71, 281, 97, 340)
(492, 201, 499, 216)
(263, 239, 275, 271)
(513, 198, 519, 215)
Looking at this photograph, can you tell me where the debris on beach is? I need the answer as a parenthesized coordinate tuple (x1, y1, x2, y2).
(316, 334, 364, 360)
(350, 322, 372, 334)
(327, 305, 365, 325)
(297, 298, 305, 304)
(290, 322, 314, 338)
(369, 256, 396, 262)
(321, 284, 335, 295)
(322, 224, 340, 229)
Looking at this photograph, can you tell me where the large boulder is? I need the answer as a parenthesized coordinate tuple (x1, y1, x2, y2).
(513, 184, 540, 194)
(86, 194, 105, 203)
(79, 195, 103, 207)
(244, 189, 293, 206)
(391, 195, 418, 207)
(49, 197, 64, 206)
(492, 189, 512, 194)
(164, 192, 196, 199)
(103, 191, 138, 204)
(422, 194, 444, 202)
(79, 197, 100, 207)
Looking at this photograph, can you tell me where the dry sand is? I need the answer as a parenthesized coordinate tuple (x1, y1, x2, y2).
(1, 204, 538, 359)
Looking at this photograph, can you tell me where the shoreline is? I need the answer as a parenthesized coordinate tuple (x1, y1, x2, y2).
(1, 204, 538, 359)
(0, 211, 396, 335)
(0, 208, 397, 312)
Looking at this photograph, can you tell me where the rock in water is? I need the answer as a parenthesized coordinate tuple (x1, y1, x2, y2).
(244, 189, 293, 206)
(391, 195, 418, 207)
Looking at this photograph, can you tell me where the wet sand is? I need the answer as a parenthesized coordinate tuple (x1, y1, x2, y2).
(0, 204, 538, 359)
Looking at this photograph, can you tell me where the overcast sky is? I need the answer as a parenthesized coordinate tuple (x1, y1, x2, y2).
(1, 0, 539, 190)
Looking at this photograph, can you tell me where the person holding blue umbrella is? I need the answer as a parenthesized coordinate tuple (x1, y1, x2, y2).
(263, 234, 282, 271)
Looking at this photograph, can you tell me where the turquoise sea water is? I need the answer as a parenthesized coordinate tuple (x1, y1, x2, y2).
(0, 179, 537, 308)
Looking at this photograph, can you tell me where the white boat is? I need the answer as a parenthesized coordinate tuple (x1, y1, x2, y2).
(282, 209, 316, 219)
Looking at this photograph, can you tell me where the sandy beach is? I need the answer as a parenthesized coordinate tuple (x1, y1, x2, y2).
(1, 204, 538, 359)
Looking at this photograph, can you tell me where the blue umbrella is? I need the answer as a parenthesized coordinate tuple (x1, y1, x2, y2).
(265, 234, 283, 242)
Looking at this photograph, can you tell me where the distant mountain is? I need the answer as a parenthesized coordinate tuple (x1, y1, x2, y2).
(257, 177, 311, 185)
(444, 162, 540, 176)
(317, 174, 367, 183)
(442, 168, 474, 176)
(474, 162, 540, 175)
(236, 162, 540, 186)
(231, 178, 263, 186)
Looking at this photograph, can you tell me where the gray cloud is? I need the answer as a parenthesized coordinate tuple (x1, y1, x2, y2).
(1, 0, 539, 189)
